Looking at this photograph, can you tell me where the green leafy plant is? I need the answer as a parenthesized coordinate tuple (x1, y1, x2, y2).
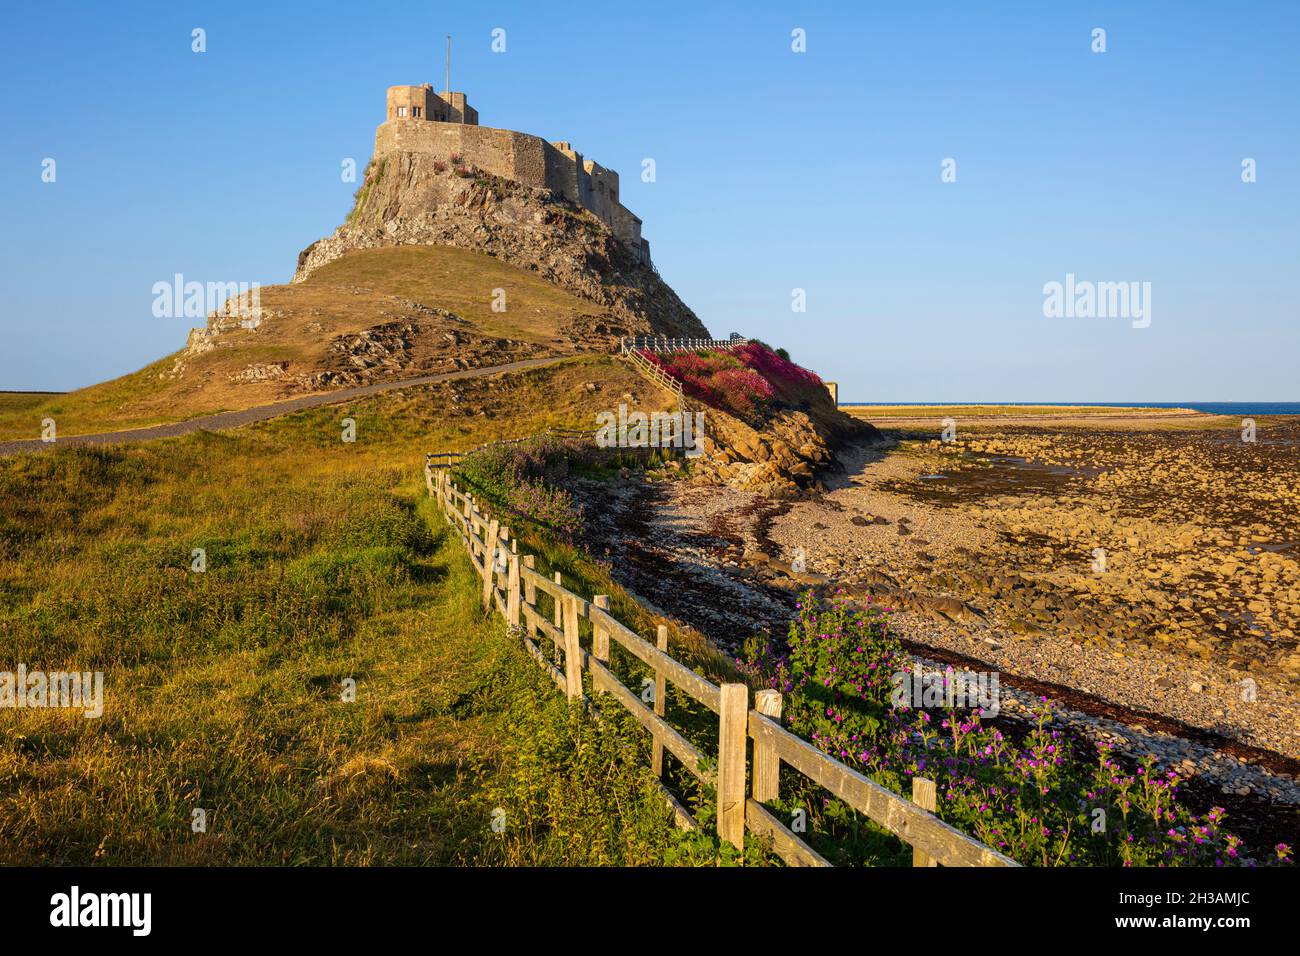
(741, 590, 1293, 867)
(453, 437, 587, 538)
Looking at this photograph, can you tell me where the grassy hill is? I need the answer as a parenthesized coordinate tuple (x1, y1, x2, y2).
(0, 246, 617, 441)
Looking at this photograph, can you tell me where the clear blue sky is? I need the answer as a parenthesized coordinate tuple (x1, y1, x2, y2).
(2, 0, 1296, 401)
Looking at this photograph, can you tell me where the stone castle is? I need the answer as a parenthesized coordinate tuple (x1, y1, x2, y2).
(378, 85, 651, 264)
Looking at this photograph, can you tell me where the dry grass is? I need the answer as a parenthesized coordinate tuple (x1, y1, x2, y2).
(306, 245, 605, 343)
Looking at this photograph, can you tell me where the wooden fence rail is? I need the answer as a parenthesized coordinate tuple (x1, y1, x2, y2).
(424, 460, 1018, 868)
(623, 349, 685, 400)
(619, 335, 751, 355)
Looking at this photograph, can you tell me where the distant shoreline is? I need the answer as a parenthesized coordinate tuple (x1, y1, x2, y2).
(841, 401, 1299, 417)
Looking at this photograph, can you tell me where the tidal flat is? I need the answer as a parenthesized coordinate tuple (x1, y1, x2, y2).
(864, 415, 1300, 684)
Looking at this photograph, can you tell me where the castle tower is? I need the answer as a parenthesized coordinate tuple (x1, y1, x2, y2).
(385, 85, 478, 125)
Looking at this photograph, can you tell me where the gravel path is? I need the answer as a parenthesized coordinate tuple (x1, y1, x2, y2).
(0, 357, 567, 456)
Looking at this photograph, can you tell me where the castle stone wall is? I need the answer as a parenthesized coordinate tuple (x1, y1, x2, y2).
(374, 117, 648, 263)
(611, 204, 644, 253)
(545, 143, 582, 205)
(374, 122, 535, 183)
(440, 91, 479, 125)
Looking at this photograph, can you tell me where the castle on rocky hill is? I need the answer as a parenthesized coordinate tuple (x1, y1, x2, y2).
(378, 85, 651, 264)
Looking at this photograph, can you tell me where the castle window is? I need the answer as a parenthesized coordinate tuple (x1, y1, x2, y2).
(412, 106, 421, 117)
(397, 106, 408, 117)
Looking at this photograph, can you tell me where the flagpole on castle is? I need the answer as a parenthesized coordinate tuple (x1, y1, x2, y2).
(445, 35, 451, 96)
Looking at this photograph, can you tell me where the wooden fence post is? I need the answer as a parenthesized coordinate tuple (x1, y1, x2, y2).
(424, 463, 434, 498)
(717, 683, 749, 851)
(506, 540, 521, 628)
(562, 595, 583, 701)
(591, 595, 610, 690)
(912, 777, 939, 867)
(652, 625, 668, 777)
(752, 690, 783, 804)
(552, 572, 563, 629)
(522, 556, 537, 636)
(481, 518, 500, 611)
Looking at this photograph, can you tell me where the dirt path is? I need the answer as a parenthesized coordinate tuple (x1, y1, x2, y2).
(0, 357, 569, 456)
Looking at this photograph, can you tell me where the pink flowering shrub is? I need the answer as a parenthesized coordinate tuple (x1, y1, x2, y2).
(710, 367, 774, 419)
(732, 343, 824, 405)
(740, 590, 1292, 867)
(639, 343, 824, 424)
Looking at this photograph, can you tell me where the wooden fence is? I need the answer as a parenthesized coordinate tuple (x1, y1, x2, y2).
(622, 349, 685, 404)
(619, 335, 751, 355)
(423, 460, 1018, 868)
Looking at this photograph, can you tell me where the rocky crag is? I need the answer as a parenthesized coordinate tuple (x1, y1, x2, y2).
(295, 155, 708, 343)
(690, 401, 878, 495)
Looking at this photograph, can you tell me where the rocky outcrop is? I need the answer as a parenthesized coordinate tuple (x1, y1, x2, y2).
(293, 308, 547, 391)
(620, 349, 882, 494)
(294, 153, 708, 341)
(230, 362, 289, 383)
(690, 402, 879, 494)
(159, 305, 277, 381)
